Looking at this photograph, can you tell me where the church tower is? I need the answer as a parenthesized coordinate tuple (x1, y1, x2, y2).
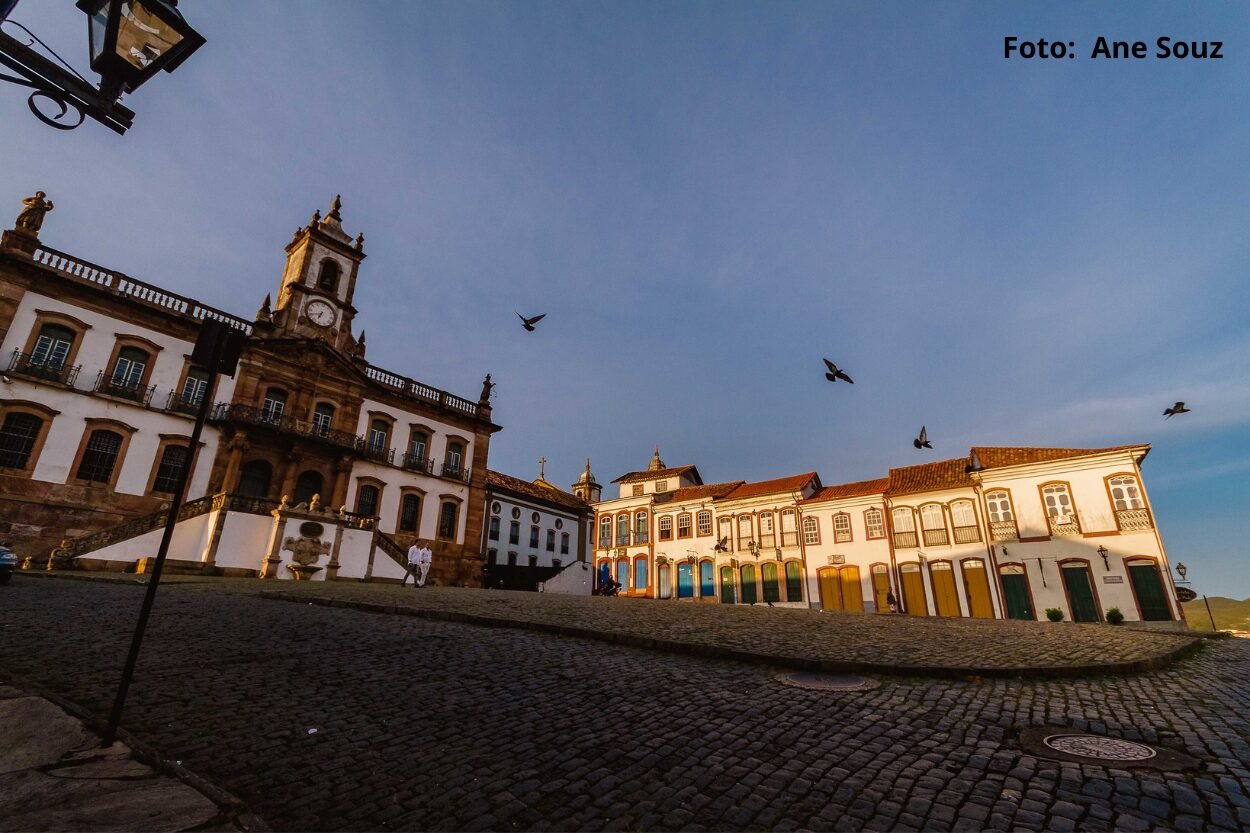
(571, 458, 601, 503)
(266, 195, 366, 355)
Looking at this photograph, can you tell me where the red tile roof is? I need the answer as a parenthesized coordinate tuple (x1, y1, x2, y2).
(720, 473, 820, 501)
(973, 445, 1148, 469)
(485, 470, 590, 512)
(611, 465, 701, 485)
(800, 478, 890, 504)
(654, 481, 744, 505)
(886, 459, 973, 496)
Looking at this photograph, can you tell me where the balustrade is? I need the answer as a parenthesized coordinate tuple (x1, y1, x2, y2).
(6, 350, 80, 386)
(1116, 508, 1154, 531)
(893, 530, 918, 548)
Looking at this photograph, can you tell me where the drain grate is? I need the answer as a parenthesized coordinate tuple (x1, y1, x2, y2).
(1019, 727, 1198, 771)
(1043, 734, 1157, 762)
(775, 671, 880, 691)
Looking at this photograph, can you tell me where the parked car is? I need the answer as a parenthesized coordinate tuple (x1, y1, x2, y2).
(0, 542, 17, 585)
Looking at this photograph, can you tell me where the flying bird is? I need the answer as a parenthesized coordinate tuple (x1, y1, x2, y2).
(913, 426, 932, 450)
(713, 536, 728, 553)
(1163, 402, 1190, 418)
(517, 312, 546, 332)
(823, 359, 854, 384)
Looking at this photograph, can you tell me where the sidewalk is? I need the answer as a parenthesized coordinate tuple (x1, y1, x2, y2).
(0, 679, 266, 832)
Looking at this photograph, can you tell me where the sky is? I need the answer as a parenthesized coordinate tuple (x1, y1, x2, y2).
(2, 1, 1247, 596)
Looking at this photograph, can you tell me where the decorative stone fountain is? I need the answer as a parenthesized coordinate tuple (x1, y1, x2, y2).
(282, 519, 332, 581)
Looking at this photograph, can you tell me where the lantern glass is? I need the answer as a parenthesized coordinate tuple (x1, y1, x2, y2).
(114, 1, 185, 71)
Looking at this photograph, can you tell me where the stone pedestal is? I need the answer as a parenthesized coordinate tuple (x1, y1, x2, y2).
(0, 228, 38, 257)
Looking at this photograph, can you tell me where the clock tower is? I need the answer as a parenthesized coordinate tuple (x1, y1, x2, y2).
(266, 195, 366, 354)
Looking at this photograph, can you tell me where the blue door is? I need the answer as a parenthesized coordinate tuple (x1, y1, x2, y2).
(677, 563, 694, 598)
(700, 561, 715, 597)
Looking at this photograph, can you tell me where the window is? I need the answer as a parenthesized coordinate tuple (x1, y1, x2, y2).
(985, 491, 1013, 522)
(780, 509, 798, 546)
(31, 323, 75, 368)
(356, 484, 380, 517)
(531, 512, 541, 524)
(509, 521, 520, 545)
(696, 510, 712, 537)
(399, 494, 421, 532)
(488, 549, 499, 566)
(293, 470, 323, 505)
(632, 484, 644, 497)
(1108, 475, 1143, 511)
(634, 512, 647, 536)
(446, 442, 464, 473)
(489, 516, 500, 541)
(616, 514, 629, 546)
(438, 501, 458, 539)
(759, 512, 775, 547)
(150, 445, 190, 495)
(368, 419, 390, 451)
(554, 518, 563, 530)
(718, 516, 733, 551)
(560, 533, 570, 555)
(659, 516, 673, 541)
(508, 552, 518, 567)
(599, 516, 611, 548)
(0, 412, 42, 470)
(511, 507, 521, 520)
(76, 430, 123, 484)
(803, 516, 820, 546)
(892, 508, 917, 548)
(865, 508, 885, 539)
(317, 259, 340, 292)
(529, 525, 540, 548)
(920, 504, 948, 546)
(491, 501, 501, 515)
(261, 388, 287, 423)
(677, 513, 692, 538)
(655, 480, 668, 493)
(528, 555, 538, 568)
(950, 500, 981, 543)
(737, 514, 753, 549)
(110, 346, 148, 390)
(312, 403, 335, 436)
(546, 529, 556, 552)
(180, 368, 210, 410)
(785, 562, 803, 601)
(833, 512, 852, 543)
(238, 460, 272, 498)
(1042, 483, 1077, 526)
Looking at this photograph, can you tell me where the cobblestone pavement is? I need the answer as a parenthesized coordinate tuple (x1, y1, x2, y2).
(1, 577, 1248, 832)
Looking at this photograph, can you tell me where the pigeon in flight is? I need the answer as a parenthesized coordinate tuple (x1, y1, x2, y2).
(1163, 402, 1190, 418)
(823, 359, 854, 384)
(517, 312, 546, 332)
(913, 426, 933, 450)
(713, 536, 728, 553)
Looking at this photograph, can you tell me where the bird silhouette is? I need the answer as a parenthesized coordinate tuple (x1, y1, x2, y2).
(1163, 402, 1190, 418)
(766, 601, 774, 608)
(713, 536, 728, 553)
(965, 449, 983, 474)
(517, 312, 546, 332)
(823, 359, 854, 384)
(913, 426, 932, 449)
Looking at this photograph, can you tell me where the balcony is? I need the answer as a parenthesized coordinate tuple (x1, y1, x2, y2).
(953, 525, 982, 545)
(401, 453, 433, 474)
(1116, 508, 1154, 532)
(893, 530, 918, 548)
(210, 403, 361, 451)
(440, 462, 471, 484)
(633, 531, 649, 545)
(616, 535, 631, 547)
(989, 520, 1018, 541)
(6, 350, 80, 387)
(165, 390, 204, 416)
(922, 528, 949, 547)
(781, 531, 798, 547)
(1047, 515, 1082, 537)
(359, 443, 396, 465)
(93, 371, 155, 406)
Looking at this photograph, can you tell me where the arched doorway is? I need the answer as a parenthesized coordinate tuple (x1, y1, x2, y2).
(657, 563, 671, 599)
(1126, 558, 1172, 621)
(999, 564, 1035, 620)
(677, 562, 694, 598)
(237, 460, 272, 499)
(960, 558, 995, 618)
(871, 564, 892, 612)
(740, 565, 757, 604)
(719, 565, 736, 604)
(899, 562, 928, 616)
(293, 470, 323, 505)
(700, 560, 715, 598)
(1061, 561, 1100, 622)
(929, 561, 961, 616)
(761, 562, 780, 603)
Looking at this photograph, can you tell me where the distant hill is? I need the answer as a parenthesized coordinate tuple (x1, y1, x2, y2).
(1181, 596, 1250, 632)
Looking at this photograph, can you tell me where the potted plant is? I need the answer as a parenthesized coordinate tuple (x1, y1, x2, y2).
(1106, 607, 1125, 625)
(1045, 607, 1064, 622)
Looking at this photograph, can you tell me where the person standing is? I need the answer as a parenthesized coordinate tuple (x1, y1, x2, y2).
(416, 542, 433, 588)
(403, 542, 421, 587)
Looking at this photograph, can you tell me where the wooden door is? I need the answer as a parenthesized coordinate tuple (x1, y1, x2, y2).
(961, 559, 994, 618)
(677, 563, 694, 598)
(930, 562, 961, 616)
(1000, 565, 1034, 620)
(839, 566, 864, 612)
(871, 565, 892, 612)
(1128, 561, 1171, 621)
(1062, 564, 1099, 622)
(818, 568, 843, 611)
(900, 564, 927, 615)
(657, 563, 671, 599)
(719, 565, 736, 604)
(740, 565, 757, 604)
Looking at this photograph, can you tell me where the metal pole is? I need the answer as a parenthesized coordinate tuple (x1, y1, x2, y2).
(1203, 595, 1217, 632)
(102, 338, 223, 747)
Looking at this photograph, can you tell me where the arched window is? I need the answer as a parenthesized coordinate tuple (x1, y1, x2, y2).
(446, 442, 464, 474)
(399, 493, 421, 532)
(110, 346, 149, 390)
(802, 516, 820, 545)
(833, 512, 852, 543)
(985, 490, 1013, 521)
(696, 510, 712, 537)
(0, 412, 43, 471)
(950, 500, 980, 543)
(633, 556, 648, 591)
(785, 561, 803, 601)
(261, 388, 287, 423)
(237, 460, 272, 498)
(920, 504, 948, 546)
(759, 511, 775, 547)
(737, 514, 753, 549)
(509, 520, 520, 545)
(317, 259, 340, 292)
(355, 484, 380, 517)
(718, 516, 733, 551)
(294, 470, 323, 505)
(31, 323, 75, 368)
(438, 500, 459, 539)
(546, 529, 556, 552)
(599, 516, 612, 548)
(780, 509, 798, 546)
(179, 367, 210, 411)
(634, 511, 647, 543)
(312, 403, 335, 436)
(892, 508, 917, 548)
(658, 516, 673, 541)
(616, 514, 629, 546)
(1108, 475, 1143, 511)
(864, 507, 885, 539)
(76, 430, 123, 484)
(560, 532, 570, 555)
(151, 445, 190, 494)
(1041, 483, 1079, 532)
(408, 431, 429, 464)
(368, 418, 390, 451)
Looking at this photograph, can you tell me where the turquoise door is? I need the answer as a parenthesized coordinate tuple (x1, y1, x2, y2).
(677, 563, 694, 598)
(700, 561, 715, 597)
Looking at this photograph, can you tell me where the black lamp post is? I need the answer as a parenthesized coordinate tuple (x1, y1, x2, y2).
(0, 0, 203, 133)
(1097, 545, 1110, 570)
(1175, 561, 1188, 584)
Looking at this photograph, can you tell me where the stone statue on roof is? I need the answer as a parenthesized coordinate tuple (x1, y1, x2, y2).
(15, 192, 53, 234)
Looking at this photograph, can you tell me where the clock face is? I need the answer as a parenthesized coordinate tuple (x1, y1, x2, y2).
(305, 300, 336, 327)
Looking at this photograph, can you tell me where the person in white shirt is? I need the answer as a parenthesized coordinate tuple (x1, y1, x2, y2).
(415, 544, 432, 587)
(403, 543, 421, 587)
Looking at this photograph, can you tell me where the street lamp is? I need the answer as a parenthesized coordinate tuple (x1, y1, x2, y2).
(747, 541, 760, 559)
(1175, 562, 1188, 583)
(0, 0, 203, 133)
(1097, 545, 1110, 570)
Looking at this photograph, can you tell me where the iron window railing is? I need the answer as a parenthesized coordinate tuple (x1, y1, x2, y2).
(952, 525, 982, 544)
(893, 530, 918, 548)
(164, 389, 204, 415)
(401, 453, 433, 474)
(93, 371, 155, 405)
(7, 350, 80, 386)
(922, 528, 950, 547)
(440, 462, 470, 483)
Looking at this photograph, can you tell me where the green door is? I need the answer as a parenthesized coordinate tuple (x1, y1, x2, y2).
(762, 563, 780, 603)
(1001, 571, 1034, 620)
(1062, 565, 1099, 622)
(1128, 563, 1172, 621)
(741, 566, 757, 604)
(720, 566, 736, 604)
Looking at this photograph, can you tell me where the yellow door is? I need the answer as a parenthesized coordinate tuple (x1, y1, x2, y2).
(900, 564, 927, 615)
(871, 565, 891, 612)
(961, 559, 994, 618)
(818, 568, 842, 611)
(840, 566, 864, 612)
(930, 562, 961, 616)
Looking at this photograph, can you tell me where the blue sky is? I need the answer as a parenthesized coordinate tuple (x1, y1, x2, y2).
(2, 2, 1247, 596)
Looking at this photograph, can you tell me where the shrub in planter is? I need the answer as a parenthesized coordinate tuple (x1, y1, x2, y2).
(1045, 607, 1065, 622)
(1106, 607, 1125, 625)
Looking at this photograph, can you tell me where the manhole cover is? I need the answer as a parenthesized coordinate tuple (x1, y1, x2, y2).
(775, 671, 879, 691)
(1042, 734, 1158, 761)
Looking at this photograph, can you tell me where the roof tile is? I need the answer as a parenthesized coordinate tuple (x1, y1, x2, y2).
(720, 473, 820, 501)
(611, 465, 701, 485)
(485, 470, 590, 511)
(800, 478, 890, 504)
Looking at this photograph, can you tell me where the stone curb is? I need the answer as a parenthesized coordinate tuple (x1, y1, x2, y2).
(0, 667, 271, 832)
(259, 591, 1206, 680)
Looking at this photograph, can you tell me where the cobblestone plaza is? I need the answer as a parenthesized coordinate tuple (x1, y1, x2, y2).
(1, 577, 1248, 831)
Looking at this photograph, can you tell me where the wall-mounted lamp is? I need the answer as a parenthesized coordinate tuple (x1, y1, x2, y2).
(747, 541, 760, 559)
(1097, 545, 1110, 570)
(1175, 562, 1188, 583)
(917, 552, 927, 566)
